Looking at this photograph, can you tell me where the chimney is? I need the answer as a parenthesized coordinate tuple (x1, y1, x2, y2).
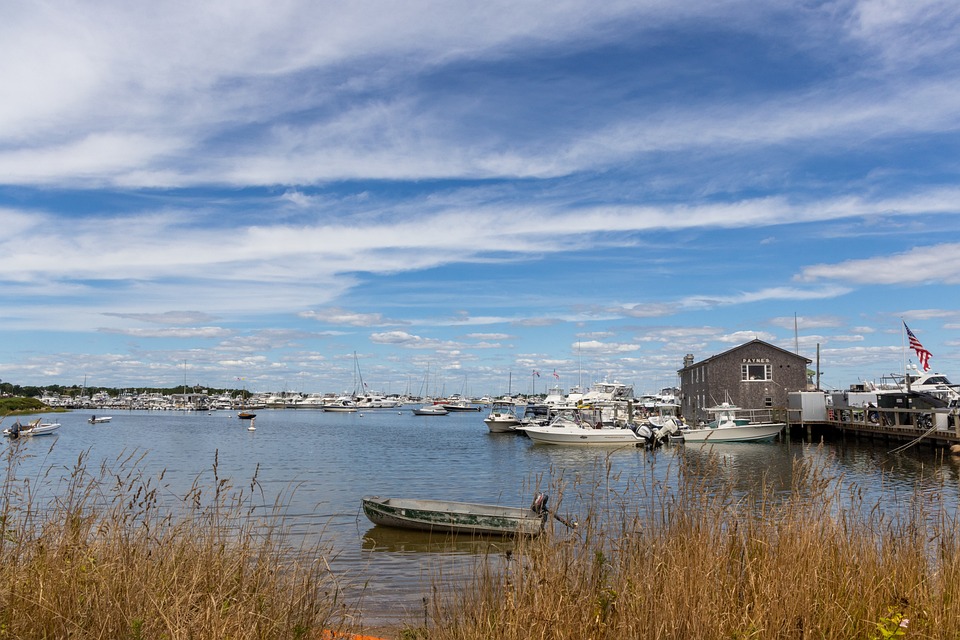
(683, 353, 694, 368)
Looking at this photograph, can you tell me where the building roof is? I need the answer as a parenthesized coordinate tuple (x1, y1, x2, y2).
(678, 339, 812, 373)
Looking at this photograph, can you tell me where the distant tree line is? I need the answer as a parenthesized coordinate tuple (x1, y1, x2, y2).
(0, 381, 242, 399)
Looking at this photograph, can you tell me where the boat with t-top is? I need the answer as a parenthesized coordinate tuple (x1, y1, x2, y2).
(681, 401, 784, 443)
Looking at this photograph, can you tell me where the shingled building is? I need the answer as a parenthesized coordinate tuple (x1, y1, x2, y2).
(678, 339, 811, 424)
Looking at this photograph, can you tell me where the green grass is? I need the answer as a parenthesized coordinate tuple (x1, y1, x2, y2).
(0, 397, 59, 417)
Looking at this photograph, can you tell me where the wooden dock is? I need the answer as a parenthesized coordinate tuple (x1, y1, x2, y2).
(785, 405, 960, 449)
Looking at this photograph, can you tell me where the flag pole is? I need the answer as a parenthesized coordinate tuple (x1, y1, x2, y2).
(900, 318, 906, 384)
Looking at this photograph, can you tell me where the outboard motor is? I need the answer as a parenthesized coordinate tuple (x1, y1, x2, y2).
(636, 423, 653, 444)
(652, 418, 680, 445)
(530, 493, 549, 515)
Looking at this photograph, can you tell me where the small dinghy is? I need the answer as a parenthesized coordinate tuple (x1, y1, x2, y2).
(361, 494, 550, 536)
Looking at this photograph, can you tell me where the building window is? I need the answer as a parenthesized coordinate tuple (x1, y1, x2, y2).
(742, 363, 771, 381)
(764, 396, 773, 408)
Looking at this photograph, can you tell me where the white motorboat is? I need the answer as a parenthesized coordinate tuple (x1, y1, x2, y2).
(4, 418, 62, 438)
(441, 396, 482, 412)
(518, 409, 683, 448)
(483, 402, 521, 433)
(681, 402, 784, 443)
(356, 394, 401, 409)
(322, 397, 358, 412)
(520, 408, 653, 446)
(521, 422, 648, 445)
(411, 403, 449, 416)
(88, 415, 112, 424)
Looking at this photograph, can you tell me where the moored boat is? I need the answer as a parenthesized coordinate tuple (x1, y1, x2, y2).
(441, 396, 482, 412)
(361, 494, 549, 536)
(321, 397, 358, 413)
(411, 402, 449, 416)
(483, 401, 522, 432)
(4, 418, 62, 438)
(88, 415, 112, 424)
(681, 402, 784, 443)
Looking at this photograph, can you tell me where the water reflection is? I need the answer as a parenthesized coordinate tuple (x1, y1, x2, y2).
(361, 525, 517, 555)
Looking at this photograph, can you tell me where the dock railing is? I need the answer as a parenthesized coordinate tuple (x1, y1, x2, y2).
(787, 404, 960, 445)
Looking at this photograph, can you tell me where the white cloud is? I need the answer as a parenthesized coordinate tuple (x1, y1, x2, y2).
(300, 308, 393, 327)
(99, 327, 232, 339)
(797, 243, 960, 285)
(103, 311, 219, 325)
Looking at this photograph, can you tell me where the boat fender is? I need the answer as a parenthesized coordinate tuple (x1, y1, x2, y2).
(530, 493, 549, 515)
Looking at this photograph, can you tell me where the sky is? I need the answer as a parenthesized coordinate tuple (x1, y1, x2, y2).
(2, 0, 960, 398)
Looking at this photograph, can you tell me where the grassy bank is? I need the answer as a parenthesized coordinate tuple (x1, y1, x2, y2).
(412, 451, 959, 639)
(0, 396, 61, 417)
(3, 443, 958, 639)
(0, 448, 348, 639)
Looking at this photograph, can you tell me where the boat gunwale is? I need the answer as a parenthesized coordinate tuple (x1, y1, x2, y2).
(361, 495, 546, 536)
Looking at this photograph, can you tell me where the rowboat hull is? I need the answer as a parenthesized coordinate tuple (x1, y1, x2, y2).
(361, 496, 546, 536)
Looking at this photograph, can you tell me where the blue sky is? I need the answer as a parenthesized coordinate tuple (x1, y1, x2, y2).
(2, 0, 960, 396)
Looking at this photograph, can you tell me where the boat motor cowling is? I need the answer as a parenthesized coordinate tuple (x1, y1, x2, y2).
(531, 493, 549, 515)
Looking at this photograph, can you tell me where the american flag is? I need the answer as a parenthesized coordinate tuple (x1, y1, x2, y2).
(904, 321, 932, 372)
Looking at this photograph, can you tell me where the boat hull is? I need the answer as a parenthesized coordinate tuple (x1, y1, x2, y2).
(411, 407, 448, 415)
(520, 425, 646, 445)
(3, 422, 61, 437)
(361, 496, 545, 536)
(681, 422, 784, 443)
(484, 408, 521, 432)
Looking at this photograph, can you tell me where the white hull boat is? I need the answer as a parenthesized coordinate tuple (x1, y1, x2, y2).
(521, 423, 648, 445)
(322, 398, 358, 412)
(484, 402, 521, 432)
(4, 418, 62, 438)
(681, 423, 784, 443)
(411, 404, 449, 416)
(682, 401, 784, 443)
(521, 406, 680, 446)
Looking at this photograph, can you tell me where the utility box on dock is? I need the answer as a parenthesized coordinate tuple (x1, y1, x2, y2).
(788, 391, 828, 422)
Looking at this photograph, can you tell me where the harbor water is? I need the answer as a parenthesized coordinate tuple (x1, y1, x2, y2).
(5, 408, 960, 628)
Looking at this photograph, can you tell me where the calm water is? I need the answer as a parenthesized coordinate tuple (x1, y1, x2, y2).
(6, 408, 960, 627)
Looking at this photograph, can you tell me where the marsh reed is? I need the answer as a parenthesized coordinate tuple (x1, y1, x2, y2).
(5, 438, 960, 640)
(415, 448, 960, 639)
(0, 444, 349, 639)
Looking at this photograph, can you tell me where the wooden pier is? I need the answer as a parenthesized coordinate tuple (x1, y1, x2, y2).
(784, 405, 960, 449)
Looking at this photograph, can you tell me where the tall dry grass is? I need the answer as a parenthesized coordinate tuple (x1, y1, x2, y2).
(419, 447, 960, 640)
(0, 445, 349, 640)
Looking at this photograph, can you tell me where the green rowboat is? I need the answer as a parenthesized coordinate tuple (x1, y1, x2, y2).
(361, 494, 549, 536)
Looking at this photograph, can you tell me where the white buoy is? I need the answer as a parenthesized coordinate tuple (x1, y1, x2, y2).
(247, 418, 256, 432)
(359, 413, 364, 417)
